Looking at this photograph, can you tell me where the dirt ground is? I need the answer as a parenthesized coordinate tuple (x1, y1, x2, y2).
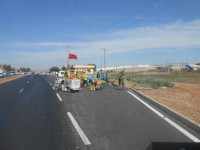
(0, 75, 24, 83)
(126, 81, 200, 125)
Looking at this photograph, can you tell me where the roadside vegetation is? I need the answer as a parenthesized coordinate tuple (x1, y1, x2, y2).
(125, 71, 200, 89)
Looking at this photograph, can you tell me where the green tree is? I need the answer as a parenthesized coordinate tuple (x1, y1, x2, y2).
(62, 66, 67, 70)
(50, 66, 60, 72)
(20, 67, 31, 72)
(3, 64, 15, 72)
(88, 64, 96, 71)
(92, 64, 96, 71)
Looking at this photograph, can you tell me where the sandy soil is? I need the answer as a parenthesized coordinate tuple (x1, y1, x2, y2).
(126, 81, 200, 125)
(0, 75, 24, 83)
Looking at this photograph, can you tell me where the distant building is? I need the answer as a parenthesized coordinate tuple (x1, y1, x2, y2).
(72, 65, 96, 73)
(0, 68, 3, 73)
(0, 65, 4, 73)
(0, 64, 4, 69)
(196, 63, 200, 66)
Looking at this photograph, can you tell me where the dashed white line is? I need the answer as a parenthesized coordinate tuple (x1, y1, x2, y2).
(127, 91, 200, 142)
(19, 88, 24, 93)
(56, 93, 62, 101)
(50, 83, 52, 85)
(30, 75, 33, 80)
(67, 112, 91, 145)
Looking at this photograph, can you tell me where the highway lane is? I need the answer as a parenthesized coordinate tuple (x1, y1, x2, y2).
(45, 75, 199, 150)
(0, 74, 199, 150)
(0, 74, 85, 150)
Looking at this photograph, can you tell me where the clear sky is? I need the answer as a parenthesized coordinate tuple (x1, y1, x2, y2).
(0, 0, 200, 70)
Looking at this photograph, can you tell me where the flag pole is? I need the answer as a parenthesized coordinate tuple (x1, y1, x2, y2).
(64, 44, 73, 70)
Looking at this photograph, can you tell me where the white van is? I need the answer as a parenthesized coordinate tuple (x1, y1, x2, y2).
(58, 71, 64, 78)
(0, 73, 3, 78)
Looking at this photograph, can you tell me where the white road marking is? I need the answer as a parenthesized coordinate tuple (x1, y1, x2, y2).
(30, 75, 33, 80)
(19, 88, 24, 93)
(56, 93, 62, 101)
(52, 87, 55, 90)
(127, 91, 200, 142)
(27, 81, 29, 83)
(67, 112, 91, 145)
(50, 83, 52, 85)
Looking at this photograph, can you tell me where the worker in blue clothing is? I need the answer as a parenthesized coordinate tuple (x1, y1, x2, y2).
(101, 73, 104, 80)
(97, 71, 100, 79)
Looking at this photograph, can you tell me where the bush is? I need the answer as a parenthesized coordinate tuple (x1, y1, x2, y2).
(132, 77, 174, 89)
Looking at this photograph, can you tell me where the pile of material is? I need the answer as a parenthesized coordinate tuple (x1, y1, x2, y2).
(88, 82, 95, 90)
(88, 79, 106, 90)
(96, 79, 106, 84)
(109, 79, 119, 86)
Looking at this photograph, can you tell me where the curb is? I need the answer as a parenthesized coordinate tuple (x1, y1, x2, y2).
(129, 87, 200, 135)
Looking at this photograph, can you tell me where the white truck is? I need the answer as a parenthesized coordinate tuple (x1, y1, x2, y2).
(66, 79, 81, 92)
(54, 78, 80, 92)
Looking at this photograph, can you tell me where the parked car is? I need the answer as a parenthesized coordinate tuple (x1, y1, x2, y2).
(9, 72, 14, 76)
(0, 73, 3, 78)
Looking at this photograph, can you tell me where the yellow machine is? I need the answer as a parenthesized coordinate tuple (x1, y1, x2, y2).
(63, 71, 75, 79)
(63, 70, 88, 80)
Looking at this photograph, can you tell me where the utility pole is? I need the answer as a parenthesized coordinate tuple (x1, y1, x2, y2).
(101, 48, 108, 72)
(64, 44, 73, 70)
(101, 56, 102, 69)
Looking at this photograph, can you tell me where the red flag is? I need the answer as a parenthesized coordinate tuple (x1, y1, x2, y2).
(69, 54, 77, 59)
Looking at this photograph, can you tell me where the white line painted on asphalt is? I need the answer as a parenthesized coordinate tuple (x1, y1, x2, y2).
(67, 112, 91, 145)
(56, 93, 62, 101)
(19, 88, 24, 93)
(30, 75, 33, 80)
(50, 83, 52, 85)
(127, 91, 200, 142)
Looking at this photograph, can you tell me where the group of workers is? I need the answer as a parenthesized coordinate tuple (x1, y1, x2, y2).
(59, 70, 127, 89)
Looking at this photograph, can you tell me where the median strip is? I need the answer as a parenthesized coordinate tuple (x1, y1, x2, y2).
(67, 112, 91, 145)
(56, 93, 62, 101)
(127, 91, 200, 142)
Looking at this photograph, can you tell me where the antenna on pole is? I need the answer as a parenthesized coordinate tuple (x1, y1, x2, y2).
(64, 43, 73, 70)
(101, 48, 108, 72)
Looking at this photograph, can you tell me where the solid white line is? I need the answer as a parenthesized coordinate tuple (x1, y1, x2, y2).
(19, 88, 24, 93)
(67, 112, 91, 145)
(56, 93, 62, 101)
(127, 91, 200, 142)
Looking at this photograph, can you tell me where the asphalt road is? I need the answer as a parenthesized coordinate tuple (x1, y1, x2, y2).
(0, 74, 199, 150)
